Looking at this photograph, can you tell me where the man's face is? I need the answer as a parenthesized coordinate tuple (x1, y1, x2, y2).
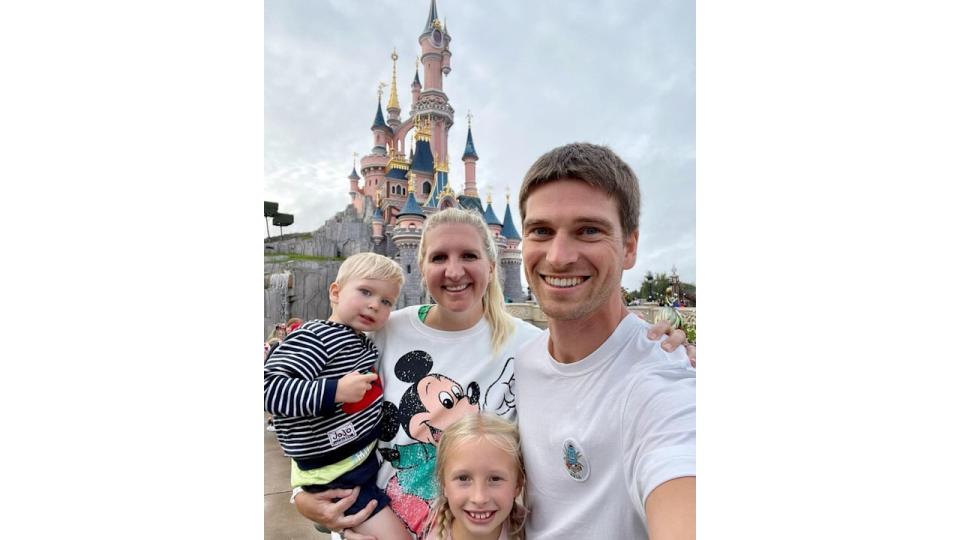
(521, 178, 638, 322)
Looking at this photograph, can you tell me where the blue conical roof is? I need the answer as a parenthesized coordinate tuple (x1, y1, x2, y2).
(483, 202, 501, 226)
(372, 206, 383, 220)
(422, 0, 439, 35)
(348, 166, 360, 180)
(398, 192, 425, 217)
(410, 138, 435, 174)
(412, 68, 421, 88)
(501, 204, 521, 240)
(371, 102, 388, 130)
(462, 126, 478, 160)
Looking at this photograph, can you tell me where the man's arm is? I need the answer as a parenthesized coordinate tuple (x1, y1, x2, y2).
(645, 476, 696, 540)
(293, 487, 377, 539)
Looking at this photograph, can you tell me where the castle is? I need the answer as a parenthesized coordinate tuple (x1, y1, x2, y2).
(265, 0, 525, 311)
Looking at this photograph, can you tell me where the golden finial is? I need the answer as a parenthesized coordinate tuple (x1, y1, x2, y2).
(505, 186, 510, 204)
(388, 49, 400, 110)
(414, 114, 432, 142)
(432, 18, 442, 30)
(486, 189, 492, 205)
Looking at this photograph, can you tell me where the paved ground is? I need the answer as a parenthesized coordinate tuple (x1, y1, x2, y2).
(265, 413, 331, 540)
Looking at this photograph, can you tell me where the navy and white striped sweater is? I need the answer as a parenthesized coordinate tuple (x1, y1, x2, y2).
(264, 320, 383, 470)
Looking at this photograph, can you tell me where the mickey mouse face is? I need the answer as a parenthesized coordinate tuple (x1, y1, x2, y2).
(408, 374, 480, 445)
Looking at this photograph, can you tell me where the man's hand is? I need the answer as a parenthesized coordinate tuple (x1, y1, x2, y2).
(335, 372, 379, 403)
(293, 487, 377, 535)
(647, 321, 696, 367)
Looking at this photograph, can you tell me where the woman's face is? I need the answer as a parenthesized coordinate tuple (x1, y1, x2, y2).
(421, 223, 493, 319)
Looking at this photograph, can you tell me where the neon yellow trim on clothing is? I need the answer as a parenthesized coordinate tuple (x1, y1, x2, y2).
(290, 442, 377, 488)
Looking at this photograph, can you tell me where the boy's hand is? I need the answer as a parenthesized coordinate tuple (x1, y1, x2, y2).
(335, 372, 379, 403)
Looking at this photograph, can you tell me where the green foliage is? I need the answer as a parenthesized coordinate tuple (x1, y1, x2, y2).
(682, 319, 696, 345)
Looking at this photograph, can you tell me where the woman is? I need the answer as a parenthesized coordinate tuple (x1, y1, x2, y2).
(293, 207, 691, 539)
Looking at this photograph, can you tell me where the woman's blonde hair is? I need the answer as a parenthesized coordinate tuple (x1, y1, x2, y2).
(417, 207, 515, 353)
(427, 413, 528, 540)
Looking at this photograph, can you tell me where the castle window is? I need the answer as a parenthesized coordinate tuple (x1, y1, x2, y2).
(407, 264, 411, 274)
(422, 182, 431, 195)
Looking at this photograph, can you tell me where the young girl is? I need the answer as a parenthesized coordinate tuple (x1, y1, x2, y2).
(425, 413, 527, 540)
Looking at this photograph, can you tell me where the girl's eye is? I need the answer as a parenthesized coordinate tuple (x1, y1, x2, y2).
(455, 475, 469, 482)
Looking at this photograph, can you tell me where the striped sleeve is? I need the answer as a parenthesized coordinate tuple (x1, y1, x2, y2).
(263, 326, 344, 418)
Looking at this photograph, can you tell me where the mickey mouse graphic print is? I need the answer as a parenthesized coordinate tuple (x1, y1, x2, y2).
(371, 306, 542, 538)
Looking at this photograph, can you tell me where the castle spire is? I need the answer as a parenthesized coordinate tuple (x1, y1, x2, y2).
(422, 0, 440, 36)
(500, 194, 521, 241)
(387, 49, 401, 112)
(462, 120, 478, 160)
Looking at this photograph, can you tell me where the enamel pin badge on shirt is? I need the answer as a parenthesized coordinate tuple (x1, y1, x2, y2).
(562, 438, 590, 482)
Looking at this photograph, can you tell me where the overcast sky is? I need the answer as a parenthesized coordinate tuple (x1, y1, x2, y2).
(265, 0, 695, 290)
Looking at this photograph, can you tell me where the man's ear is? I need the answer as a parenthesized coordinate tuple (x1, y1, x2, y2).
(329, 281, 341, 306)
(623, 229, 639, 270)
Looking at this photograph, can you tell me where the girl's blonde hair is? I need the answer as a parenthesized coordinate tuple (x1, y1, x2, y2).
(427, 413, 528, 540)
(417, 207, 515, 353)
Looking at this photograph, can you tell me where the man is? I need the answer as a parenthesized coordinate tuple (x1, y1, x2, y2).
(514, 143, 696, 539)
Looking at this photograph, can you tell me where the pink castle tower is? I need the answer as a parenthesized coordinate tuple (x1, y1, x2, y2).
(348, 153, 362, 214)
(359, 84, 390, 209)
(414, 0, 454, 167)
(462, 111, 479, 197)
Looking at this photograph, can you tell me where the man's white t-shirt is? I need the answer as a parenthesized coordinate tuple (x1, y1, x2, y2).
(515, 314, 696, 539)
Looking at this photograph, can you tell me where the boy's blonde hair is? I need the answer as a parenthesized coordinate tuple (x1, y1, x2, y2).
(335, 252, 404, 288)
(427, 413, 527, 540)
(417, 207, 515, 353)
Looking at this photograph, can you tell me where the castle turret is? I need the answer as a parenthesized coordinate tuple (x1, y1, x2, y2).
(391, 178, 427, 308)
(462, 113, 479, 197)
(482, 192, 502, 238)
(499, 193, 524, 303)
(416, 0, 453, 166)
(348, 159, 362, 214)
(410, 58, 422, 108)
(361, 91, 391, 200)
(371, 98, 391, 152)
(441, 18, 452, 75)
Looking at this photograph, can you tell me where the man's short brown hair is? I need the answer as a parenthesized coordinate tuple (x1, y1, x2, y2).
(518, 142, 641, 234)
